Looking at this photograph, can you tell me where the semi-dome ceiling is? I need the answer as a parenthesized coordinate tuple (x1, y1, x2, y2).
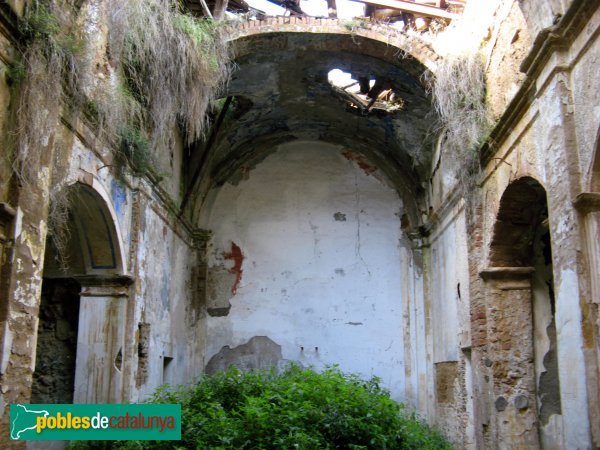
(186, 31, 438, 222)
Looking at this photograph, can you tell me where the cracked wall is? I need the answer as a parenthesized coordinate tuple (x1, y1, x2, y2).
(200, 140, 410, 398)
(0, 1, 598, 449)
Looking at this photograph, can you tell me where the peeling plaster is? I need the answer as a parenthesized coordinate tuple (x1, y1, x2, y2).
(223, 242, 244, 295)
(555, 269, 590, 449)
(202, 141, 408, 398)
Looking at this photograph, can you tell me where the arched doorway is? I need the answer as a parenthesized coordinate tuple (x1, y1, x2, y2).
(32, 181, 130, 404)
(482, 177, 562, 449)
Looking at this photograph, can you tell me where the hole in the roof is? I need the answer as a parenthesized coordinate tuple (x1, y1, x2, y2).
(328, 69, 404, 114)
(327, 69, 374, 93)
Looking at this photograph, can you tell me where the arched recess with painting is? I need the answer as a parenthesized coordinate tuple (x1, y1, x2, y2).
(32, 180, 131, 405)
(482, 177, 562, 449)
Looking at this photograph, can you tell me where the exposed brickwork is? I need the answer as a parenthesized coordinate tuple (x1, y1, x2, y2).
(341, 149, 377, 176)
(466, 202, 486, 348)
(483, 274, 539, 449)
(227, 17, 440, 72)
(436, 361, 458, 404)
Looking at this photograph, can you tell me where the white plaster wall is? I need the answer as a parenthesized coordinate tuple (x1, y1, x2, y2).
(429, 204, 470, 363)
(134, 205, 199, 400)
(569, 8, 600, 188)
(200, 141, 409, 398)
(401, 243, 427, 409)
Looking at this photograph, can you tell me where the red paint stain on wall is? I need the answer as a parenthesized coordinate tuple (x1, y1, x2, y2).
(223, 242, 244, 295)
(341, 149, 377, 176)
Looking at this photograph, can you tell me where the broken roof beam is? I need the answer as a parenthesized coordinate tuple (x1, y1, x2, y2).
(184, 0, 250, 16)
(354, 0, 457, 20)
(265, 0, 304, 15)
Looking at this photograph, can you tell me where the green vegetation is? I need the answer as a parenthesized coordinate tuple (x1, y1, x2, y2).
(118, 126, 152, 174)
(426, 52, 491, 187)
(4, 60, 27, 87)
(343, 18, 369, 32)
(6, 0, 230, 268)
(9, 1, 86, 183)
(70, 365, 451, 449)
(8, 0, 230, 181)
(106, 0, 231, 150)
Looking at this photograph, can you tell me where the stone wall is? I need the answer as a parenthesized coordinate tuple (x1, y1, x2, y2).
(0, 0, 598, 449)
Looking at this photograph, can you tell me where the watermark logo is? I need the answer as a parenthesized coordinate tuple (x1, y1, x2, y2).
(10, 404, 181, 441)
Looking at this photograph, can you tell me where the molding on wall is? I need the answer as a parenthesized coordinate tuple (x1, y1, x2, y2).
(480, 266, 535, 280)
(573, 192, 600, 214)
(480, 0, 600, 165)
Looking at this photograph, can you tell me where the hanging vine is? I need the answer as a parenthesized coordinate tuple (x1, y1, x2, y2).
(6, 0, 231, 268)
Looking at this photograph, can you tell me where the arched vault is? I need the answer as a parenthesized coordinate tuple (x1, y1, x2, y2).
(187, 27, 440, 228)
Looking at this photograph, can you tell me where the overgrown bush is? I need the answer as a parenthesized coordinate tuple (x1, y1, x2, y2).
(118, 126, 152, 174)
(70, 365, 451, 449)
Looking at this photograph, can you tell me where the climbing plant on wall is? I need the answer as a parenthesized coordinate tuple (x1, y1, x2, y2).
(5, 0, 230, 267)
(105, 0, 231, 152)
(7, 0, 230, 178)
(425, 52, 491, 190)
(7, 0, 87, 184)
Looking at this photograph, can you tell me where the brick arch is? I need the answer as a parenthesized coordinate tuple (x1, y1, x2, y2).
(227, 17, 440, 73)
(198, 20, 441, 229)
(489, 177, 548, 267)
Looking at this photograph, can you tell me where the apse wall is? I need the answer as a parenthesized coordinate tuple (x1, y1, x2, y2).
(199, 140, 408, 397)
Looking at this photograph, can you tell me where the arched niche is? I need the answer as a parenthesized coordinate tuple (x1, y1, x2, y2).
(43, 180, 126, 278)
(34, 179, 131, 407)
(488, 177, 548, 267)
(483, 176, 563, 449)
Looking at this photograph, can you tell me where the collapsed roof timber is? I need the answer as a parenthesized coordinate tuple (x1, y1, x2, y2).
(185, 0, 465, 30)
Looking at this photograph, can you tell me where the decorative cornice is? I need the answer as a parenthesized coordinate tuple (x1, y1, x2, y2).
(480, 0, 600, 164)
(75, 274, 134, 297)
(573, 192, 600, 214)
(520, 0, 599, 77)
(0, 202, 16, 223)
(480, 266, 535, 281)
(191, 228, 212, 246)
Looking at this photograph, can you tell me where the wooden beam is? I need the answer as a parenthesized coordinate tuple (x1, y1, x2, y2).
(355, 0, 456, 19)
(327, 0, 338, 17)
(198, 0, 214, 18)
(213, 0, 229, 18)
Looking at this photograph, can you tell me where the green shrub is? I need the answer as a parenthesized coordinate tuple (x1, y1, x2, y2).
(118, 126, 152, 174)
(70, 365, 451, 449)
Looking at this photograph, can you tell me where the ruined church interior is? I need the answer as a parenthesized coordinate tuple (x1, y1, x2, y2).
(0, 0, 599, 448)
